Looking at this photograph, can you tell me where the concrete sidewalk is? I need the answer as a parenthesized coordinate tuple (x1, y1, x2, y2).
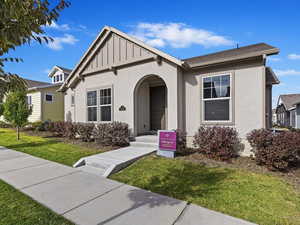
(0, 146, 256, 225)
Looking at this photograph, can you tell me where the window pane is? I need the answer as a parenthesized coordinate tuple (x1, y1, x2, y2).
(203, 88, 211, 99)
(87, 91, 97, 106)
(204, 99, 229, 121)
(220, 86, 230, 97)
(212, 86, 221, 98)
(71, 95, 75, 105)
(88, 107, 97, 121)
(212, 76, 221, 88)
(46, 94, 53, 101)
(101, 106, 111, 121)
(203, 77, 212, 88)
(100, 88, 111, 105)
(221, 75, 230, 86)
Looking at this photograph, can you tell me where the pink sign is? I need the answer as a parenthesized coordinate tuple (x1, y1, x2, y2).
(159, 131, 177, 151)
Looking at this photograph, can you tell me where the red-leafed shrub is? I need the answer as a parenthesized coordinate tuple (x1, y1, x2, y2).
(50, 121, 66, 136)
(247, 129, 300, 171)
(76, 123, 95, 142)
(175, 129, 188, 155)
(193, 126, 240, 161)
(64, 122, 77, 139)
(246, 128, 274, 149)
(94, 122, 129, 147)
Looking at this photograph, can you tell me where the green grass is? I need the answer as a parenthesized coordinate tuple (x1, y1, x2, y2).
(111, 155, 300, 225)
(0, 128, 104, 166)
(0, 179, 73, 225)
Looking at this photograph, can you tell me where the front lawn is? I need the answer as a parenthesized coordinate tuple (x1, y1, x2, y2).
(0, 128, 105, 166)
(0, 180, 73, 225)
(111, 155, 300, 225)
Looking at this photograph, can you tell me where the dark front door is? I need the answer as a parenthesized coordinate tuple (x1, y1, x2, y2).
(150, 86, 166, 131)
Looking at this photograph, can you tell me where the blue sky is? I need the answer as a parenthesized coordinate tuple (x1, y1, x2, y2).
(4, 0, 300, 107)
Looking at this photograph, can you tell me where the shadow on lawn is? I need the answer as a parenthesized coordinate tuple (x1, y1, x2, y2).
(136, 162, 232, 201)
(6, 140, 59, 150)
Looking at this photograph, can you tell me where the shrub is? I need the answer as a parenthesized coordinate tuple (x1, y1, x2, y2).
(76, 123, 95, 142)
(94, 122, 130, 147)
(64, 122, 77, 139)
(175, 129, 188, 155)
(0, 121, 12, 128)
(247, 129, 300, 171)
(193, 126, 240, 161)
(246, 128, 274, 149)
(50, 121, 66, 136)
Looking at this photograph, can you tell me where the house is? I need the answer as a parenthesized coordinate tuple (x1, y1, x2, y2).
(272, 108, 277, 125)
(26, 66, 71, 122)
(276, 94, 300, 128)
(293, 101, 300, 129)
(59, 26, 280, 155)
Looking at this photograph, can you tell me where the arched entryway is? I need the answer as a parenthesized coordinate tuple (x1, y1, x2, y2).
(134, 75, 168, 135)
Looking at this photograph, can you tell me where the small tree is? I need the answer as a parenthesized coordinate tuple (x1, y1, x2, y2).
(3, 91, 31, 140)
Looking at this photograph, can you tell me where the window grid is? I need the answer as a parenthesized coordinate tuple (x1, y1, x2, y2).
(202, 74, 231, 122)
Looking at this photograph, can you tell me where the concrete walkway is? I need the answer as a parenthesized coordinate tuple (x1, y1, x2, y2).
(0, 146, 256, 225)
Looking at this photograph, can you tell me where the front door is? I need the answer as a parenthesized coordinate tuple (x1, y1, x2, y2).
(150, 86, 166, 131)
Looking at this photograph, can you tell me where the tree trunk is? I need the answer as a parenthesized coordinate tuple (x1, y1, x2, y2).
(17, 126, 20, 140)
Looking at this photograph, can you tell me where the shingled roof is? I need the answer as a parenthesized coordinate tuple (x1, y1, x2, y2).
(183, 43, 279, 68)
(24, 79, 50, 88)
(278, 94, 300, 110)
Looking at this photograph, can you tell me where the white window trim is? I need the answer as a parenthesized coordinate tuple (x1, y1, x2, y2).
(86, 85, 113, 123)
(87, 90, 98, 122)
(202, 73, 233, 123)
(99, 88, 113, 122)
(45, 93, 54, 103)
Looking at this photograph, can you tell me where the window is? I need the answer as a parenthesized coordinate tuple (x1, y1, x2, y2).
(71, 95, 75, 106)
(26, 96, 32, 105)
(45, 93, 53, 102)
(60, 74, 63, 81)
(87, 91, 97, 122)
(202, 74, 231, 121)
(100, 88, 112, 121)
(86, 87, 112, 122)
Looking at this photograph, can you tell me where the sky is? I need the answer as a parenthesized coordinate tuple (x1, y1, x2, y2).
(4, 0, 300, 107)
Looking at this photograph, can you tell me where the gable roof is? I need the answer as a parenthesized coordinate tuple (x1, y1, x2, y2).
(277, 94, 300, 110)
(183, 43, 279, 68)
(59, 26, 280, 92)
(48, 65, 72, 78)
(59, 26, 184, 91)
(24, 78, 50, 88)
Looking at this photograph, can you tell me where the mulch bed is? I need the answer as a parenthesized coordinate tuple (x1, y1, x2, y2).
(23, 130, 119, 152)
(179, 153, 300, 191)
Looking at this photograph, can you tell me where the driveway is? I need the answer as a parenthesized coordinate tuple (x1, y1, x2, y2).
(0, 146, 256, 225)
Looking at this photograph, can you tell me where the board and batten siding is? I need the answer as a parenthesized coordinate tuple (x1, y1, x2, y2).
(27, 92, 42, 122)
(83, 33, 155, 75)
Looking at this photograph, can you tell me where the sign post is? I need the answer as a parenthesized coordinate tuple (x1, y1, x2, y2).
(157, 130, 177, 158)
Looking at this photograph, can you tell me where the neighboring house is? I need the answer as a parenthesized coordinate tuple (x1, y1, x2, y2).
(293, 102, 300, 129)
(272, 108, 277, 125)
(26, 65, 71, 122)
(276, 94, 300, 128)
(59, 26, 280, 154)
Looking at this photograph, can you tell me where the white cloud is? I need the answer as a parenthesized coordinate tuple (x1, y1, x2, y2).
(46, 21, 70, 31)
(43, 68, 51, 74)
(47, 34, 78, 50)
(268, 57, 281, 62)
(288, 54, 300, 60)
(274, 69, 300, 76)
(130, 22, 234, 48)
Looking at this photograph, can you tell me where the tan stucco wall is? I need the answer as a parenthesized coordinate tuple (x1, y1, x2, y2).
(41, 86, 64, 122)
(27, 91, 42, 122)
(65, 59, 182, 135)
